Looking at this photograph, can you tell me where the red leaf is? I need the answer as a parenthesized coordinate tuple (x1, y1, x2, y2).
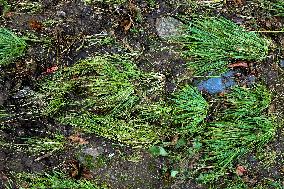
(44, 66, 58, 74)
(236, 165, 246, 176)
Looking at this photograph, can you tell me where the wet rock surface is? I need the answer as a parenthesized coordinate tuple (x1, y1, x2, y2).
(156, 16, 183, 39)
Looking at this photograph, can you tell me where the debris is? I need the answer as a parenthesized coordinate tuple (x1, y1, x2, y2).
(29, 20, 43, 31)
(197, 71, 236, 94)
(236, 165, 246, 176)
(68, 134, 89, 145)
(12, 86, 34, 99)
(279, 59, 284, 68)
(228, 61, 249, 68)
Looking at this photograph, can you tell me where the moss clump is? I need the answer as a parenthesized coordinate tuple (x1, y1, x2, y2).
(174, 17, 270, 75)
(271, 0, 284, 16)
(39, 55, 170, 147)
(171, 85, 208, 134)
(0, 28, 26, 66)
(15, 172, 107, 189)
(197, 85, 277, 183)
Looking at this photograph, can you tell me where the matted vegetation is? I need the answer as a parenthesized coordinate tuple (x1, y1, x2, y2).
(14, 172, 107, 189)
(37, 55, 171, 147)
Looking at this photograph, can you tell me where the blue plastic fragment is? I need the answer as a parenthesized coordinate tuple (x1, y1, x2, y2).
(197, 71, 236, 94)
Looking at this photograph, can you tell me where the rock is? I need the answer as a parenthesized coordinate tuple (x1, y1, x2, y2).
(156, 16, 183, 39)
(12, 86, 34, 99)
(82, 147, 104, 159)
(56, 10, 66, 17)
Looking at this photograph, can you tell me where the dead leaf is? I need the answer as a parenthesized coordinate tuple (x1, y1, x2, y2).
(121, 19, 132, 32)
(44, 65, 58, 74)
(82, 169, 93, 179)
(68, 134, 89, 145)
(68, 160, 80, 178)
(233, 0, 245, 5)
(228, 61, 248, 68)
(171, 135, 179, 145)
(29, 19, 43, 31)
(236, 165, 246, 176)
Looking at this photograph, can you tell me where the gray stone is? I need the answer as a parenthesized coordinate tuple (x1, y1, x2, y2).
(56, 10, 66, 17)
(156, 16, 183, 39)
(82, 147, 104, 158)
(12, 86, 34, 99)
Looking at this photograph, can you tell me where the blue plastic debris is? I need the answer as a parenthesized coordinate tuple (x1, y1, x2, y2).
(197, 71, 256, 94)
(197, 71, 236, 94)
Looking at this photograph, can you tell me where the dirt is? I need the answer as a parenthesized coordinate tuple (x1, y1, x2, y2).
(1, 0, 284, 188)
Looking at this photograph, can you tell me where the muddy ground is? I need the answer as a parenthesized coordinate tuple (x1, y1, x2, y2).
(0, 0, 284, 188)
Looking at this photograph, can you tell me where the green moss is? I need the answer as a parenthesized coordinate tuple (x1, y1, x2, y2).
(172, 85, 208, 134)
(39, 55, 170, 147)
(196, 85, 277, 183)
(271, 0, 284, 16)
(0, 28, 26, 66)
(15, 172, 107, 189)
(173, 17, 270, 75)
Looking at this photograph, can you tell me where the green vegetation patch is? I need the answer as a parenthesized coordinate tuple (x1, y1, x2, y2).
(39, 55, 170, 147)
(15, 172, 107, 189)
(172, 85, 208, 134)
(197, 85, 277, 183)
(174, 17, 270, 75)
(0, 28, 26, 66)
(271, 0, 284, 16)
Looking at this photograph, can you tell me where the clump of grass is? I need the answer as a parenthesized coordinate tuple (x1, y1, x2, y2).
(174, 17, 270, 75)
(222, 84, 271, 119)
(197, 85, 277, 183)
(38, 55, 169, 147)
(0, 28, 26, 66)
(172, 85, 208, 134)
(15, 171, 107, 189)
(271, 0, 284, 16)
(24, 134, 65, 156)
(0, 0, 10, 15)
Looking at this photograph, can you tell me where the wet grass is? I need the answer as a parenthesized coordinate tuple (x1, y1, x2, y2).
(14, 172, 107, 189)
(0, 28, 26, 66)
(37, 55, 171, 147)
(0, 0, 283, 188)
(173, 17, 270, 75)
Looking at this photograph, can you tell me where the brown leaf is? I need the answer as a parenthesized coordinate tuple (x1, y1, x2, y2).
(236, 165, 246, 176)
(82, 168, 93, 179)
(121, 19, 132, 32)
(68, 134, 89, 145)
(29, 19, 43, 31)
(171, 135, 179, 145)
(228, 61, 248, 68)
(233, 0, 245, 5)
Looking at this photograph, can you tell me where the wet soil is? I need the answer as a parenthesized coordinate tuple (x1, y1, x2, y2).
(1, 0, 284, 188)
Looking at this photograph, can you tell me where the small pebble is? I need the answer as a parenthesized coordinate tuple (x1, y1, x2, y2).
(56, 10, 66, 17)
